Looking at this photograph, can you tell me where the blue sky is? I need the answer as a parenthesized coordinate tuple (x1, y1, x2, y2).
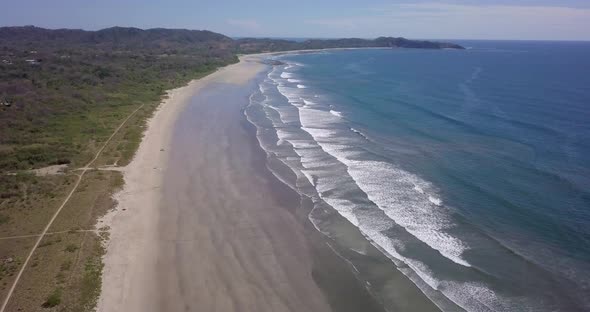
(2, 0, 590, 40)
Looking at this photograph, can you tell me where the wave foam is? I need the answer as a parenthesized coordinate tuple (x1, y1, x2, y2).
(302, 99, 316, 107)
(273, 75, 473, 268)
(429, 196, 443, 206)
(271, 72, 473, 267)
(329, 110, 343, 118)
(303, 130, 472, 268)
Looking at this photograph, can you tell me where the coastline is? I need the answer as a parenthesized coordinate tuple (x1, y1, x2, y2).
(96, 54, 386, 311)
(241, 47, 391, 59)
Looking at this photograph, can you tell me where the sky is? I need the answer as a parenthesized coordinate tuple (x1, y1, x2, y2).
(1, 0, 590, 40)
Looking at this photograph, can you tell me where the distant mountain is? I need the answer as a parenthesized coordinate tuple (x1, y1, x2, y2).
(376, 37, 464, 49)
(0, 26, 464, 54)
(89, 27, 234, 50)
(0, 26, 234, 53)
(0, 26, 88, 44)
(235, 36, 465, 53)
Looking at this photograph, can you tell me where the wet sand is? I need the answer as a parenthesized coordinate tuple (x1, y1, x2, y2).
(97, 56, 383, 312)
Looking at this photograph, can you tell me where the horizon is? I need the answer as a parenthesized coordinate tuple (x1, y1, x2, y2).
(1, 1, 590, 41)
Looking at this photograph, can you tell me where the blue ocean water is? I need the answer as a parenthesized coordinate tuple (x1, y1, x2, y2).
(245, 41, 590, 311)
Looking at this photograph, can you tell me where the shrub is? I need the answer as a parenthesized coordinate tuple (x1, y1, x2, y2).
(42, 288, 61, 308)
(64, 244, 78, 253)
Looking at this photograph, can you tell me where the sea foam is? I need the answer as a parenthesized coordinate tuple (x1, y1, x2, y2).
(302, 127, 472, 268)
(273, 68, 473, 268)
(330, 110, 343, 118)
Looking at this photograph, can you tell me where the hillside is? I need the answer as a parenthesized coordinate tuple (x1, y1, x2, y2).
(235, 36, 464, 53)
(0, 26, 234, 52)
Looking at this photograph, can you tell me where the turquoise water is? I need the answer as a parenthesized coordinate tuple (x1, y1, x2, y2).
(246, 42, 590, 311)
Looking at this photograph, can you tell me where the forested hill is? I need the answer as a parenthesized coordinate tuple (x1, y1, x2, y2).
(235, 36, 465, 53)
(0, 26, 464, 54)
(0, 26, 235, 54)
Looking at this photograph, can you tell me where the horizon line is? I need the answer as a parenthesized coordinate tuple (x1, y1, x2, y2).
(1, 24, 589, 43)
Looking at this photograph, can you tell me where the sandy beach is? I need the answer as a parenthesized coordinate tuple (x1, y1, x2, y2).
(96, 55, 383, 312)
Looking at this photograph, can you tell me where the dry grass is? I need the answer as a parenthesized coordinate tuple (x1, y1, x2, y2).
(0, 174, 74, 237)
(0, 99, 153, 311)
(4, 230, 105, 311)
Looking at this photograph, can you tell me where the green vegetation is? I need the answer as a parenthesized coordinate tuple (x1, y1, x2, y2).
(64, 244, 78, 253)
(42, 288, 62, 308)
(77, 258, 103, 311)
(234, 36, 465, 53)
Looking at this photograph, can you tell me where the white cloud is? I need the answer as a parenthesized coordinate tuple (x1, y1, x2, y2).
(304, 3, 590, 40)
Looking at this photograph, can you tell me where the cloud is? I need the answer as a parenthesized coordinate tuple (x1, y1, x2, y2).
(304, 3, 590, 40)
(226, 18, 261, 31)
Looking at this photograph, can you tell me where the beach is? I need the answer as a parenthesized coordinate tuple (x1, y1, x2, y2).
(96, 55, 384, 312)
(1, 21, 587, 312)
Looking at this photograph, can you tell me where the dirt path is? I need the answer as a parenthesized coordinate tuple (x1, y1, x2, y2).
(0, 103, 145, 312)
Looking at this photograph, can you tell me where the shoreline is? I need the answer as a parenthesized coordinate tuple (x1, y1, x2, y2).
(244, 52, 444, 312)
(96, 54, 385, 311)
(96, 58, 264, 310)
(239, 47, 391, 59)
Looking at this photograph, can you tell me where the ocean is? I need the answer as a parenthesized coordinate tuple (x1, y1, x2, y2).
(244, 41, 590, 311)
